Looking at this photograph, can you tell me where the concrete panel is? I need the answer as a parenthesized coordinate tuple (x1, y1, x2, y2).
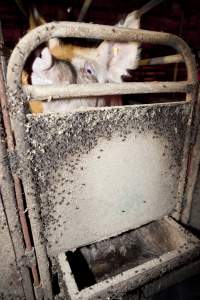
(26, 102, 191, 255)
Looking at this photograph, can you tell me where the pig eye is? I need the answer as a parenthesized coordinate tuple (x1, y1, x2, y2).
(87, 68, 92, 74)
(84, 62, 95, 76)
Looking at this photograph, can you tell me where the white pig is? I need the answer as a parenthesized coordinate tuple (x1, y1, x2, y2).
(29, 11, 140, 113)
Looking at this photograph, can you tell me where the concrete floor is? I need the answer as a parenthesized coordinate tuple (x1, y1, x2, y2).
(151, 273, 200, 300)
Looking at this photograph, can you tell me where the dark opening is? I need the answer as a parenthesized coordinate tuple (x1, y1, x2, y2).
(66, 249, 97, 291)
(52, 272, 60, 295)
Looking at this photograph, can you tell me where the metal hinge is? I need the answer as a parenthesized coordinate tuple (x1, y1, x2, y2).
(19, 247, 37, 268)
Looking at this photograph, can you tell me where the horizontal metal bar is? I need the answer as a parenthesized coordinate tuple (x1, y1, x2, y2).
(139, 54, 184, 66)
(23, 81, 193, 101)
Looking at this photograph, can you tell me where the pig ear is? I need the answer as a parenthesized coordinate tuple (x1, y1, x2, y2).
(95, 41, 112, 83)
(29, 6, 46, 30)
(120, 10, 140, 28)
(106, 11, 141, 83)
(106, 42, 140, 83)
(32, 47, 53, 73)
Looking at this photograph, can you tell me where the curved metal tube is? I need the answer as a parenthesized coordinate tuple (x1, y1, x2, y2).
(7, 21, 197, 99)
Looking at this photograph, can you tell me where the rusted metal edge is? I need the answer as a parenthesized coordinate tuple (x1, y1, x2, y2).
(0, 22, 38, 287)
(3, 111, 53, 298)
(0, 22, 51, 298)
(0, 26, 35, 298)
(0, 58, 41, 289)
(0, 125, 35, 299)
(139, 54, 184, 66)
(23, 81, 193, 101)
(181, 88, 200, 224)
(1, 73, 52, 300)
(7, 22, 197, 99)
(173, 83, 200, 223)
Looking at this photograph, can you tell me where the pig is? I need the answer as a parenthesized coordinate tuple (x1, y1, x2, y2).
(28, 10, 140, 113)
(29, 47, 108, 113)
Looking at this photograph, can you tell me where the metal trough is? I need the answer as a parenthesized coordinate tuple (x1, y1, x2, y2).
(5, 21, 200, 299)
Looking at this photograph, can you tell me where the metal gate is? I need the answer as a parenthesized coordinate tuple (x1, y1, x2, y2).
(3, 21, 200, 299)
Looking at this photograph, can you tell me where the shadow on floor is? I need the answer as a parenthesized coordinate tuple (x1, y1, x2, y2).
(150, 273, 200, 300)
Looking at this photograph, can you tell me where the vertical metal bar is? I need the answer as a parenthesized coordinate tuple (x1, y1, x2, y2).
(137, 0, 163, 17)
(0, 116, 35, 299)
(0, 60, 40, 291)
(77, 0, 92, 22)
(173, 10, 185, 82)
(0, 22, 35, 298)
(6, 88, 53, 300)
(0, 21, 7, 81)
(181, 87, 200, 223)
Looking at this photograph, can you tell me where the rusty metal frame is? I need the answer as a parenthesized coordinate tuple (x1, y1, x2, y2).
(6, 22, 199, 299)
(0, 60, 41, 289)
(0, 115, 35, 299)
(0, 29, 42, 298)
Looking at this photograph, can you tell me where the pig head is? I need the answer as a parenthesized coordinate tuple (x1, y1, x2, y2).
(30, 11, 140, 113)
